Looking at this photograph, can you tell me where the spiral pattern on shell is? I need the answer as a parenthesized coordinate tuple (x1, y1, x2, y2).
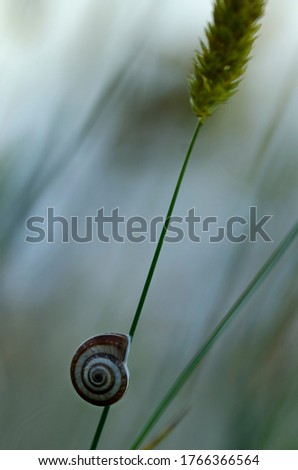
(70, 334, 130, 406)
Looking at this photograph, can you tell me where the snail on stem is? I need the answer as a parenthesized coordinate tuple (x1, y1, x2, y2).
(70, 333, 131, 406)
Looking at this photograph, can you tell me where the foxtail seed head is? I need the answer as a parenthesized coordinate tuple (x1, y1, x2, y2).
(189, 0, 266, 121)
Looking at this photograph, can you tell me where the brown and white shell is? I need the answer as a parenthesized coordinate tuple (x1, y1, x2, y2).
(70, 333, 130, 406)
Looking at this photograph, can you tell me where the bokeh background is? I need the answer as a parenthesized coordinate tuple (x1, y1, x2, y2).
(0, 0, 298, 450)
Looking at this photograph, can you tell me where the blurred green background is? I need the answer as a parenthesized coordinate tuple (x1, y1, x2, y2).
(0, 0, 298, 449)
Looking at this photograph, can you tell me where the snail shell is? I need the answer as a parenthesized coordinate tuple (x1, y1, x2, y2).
(70, 333, 130, 406)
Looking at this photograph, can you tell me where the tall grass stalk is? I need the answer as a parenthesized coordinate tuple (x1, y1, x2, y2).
(89, 0, 265, 449)
(90, 120, 203, 449)
(130, 220, 298, 449)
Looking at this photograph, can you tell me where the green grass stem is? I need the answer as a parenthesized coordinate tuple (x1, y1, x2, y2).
(130, 219, 298, 449)
(90, 406, 111, 450)
(90, 120, 203, 450)
(129, 120, 203, 339)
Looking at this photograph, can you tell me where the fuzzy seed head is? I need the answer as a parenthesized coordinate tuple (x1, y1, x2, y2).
(189, 0, 266, 121)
